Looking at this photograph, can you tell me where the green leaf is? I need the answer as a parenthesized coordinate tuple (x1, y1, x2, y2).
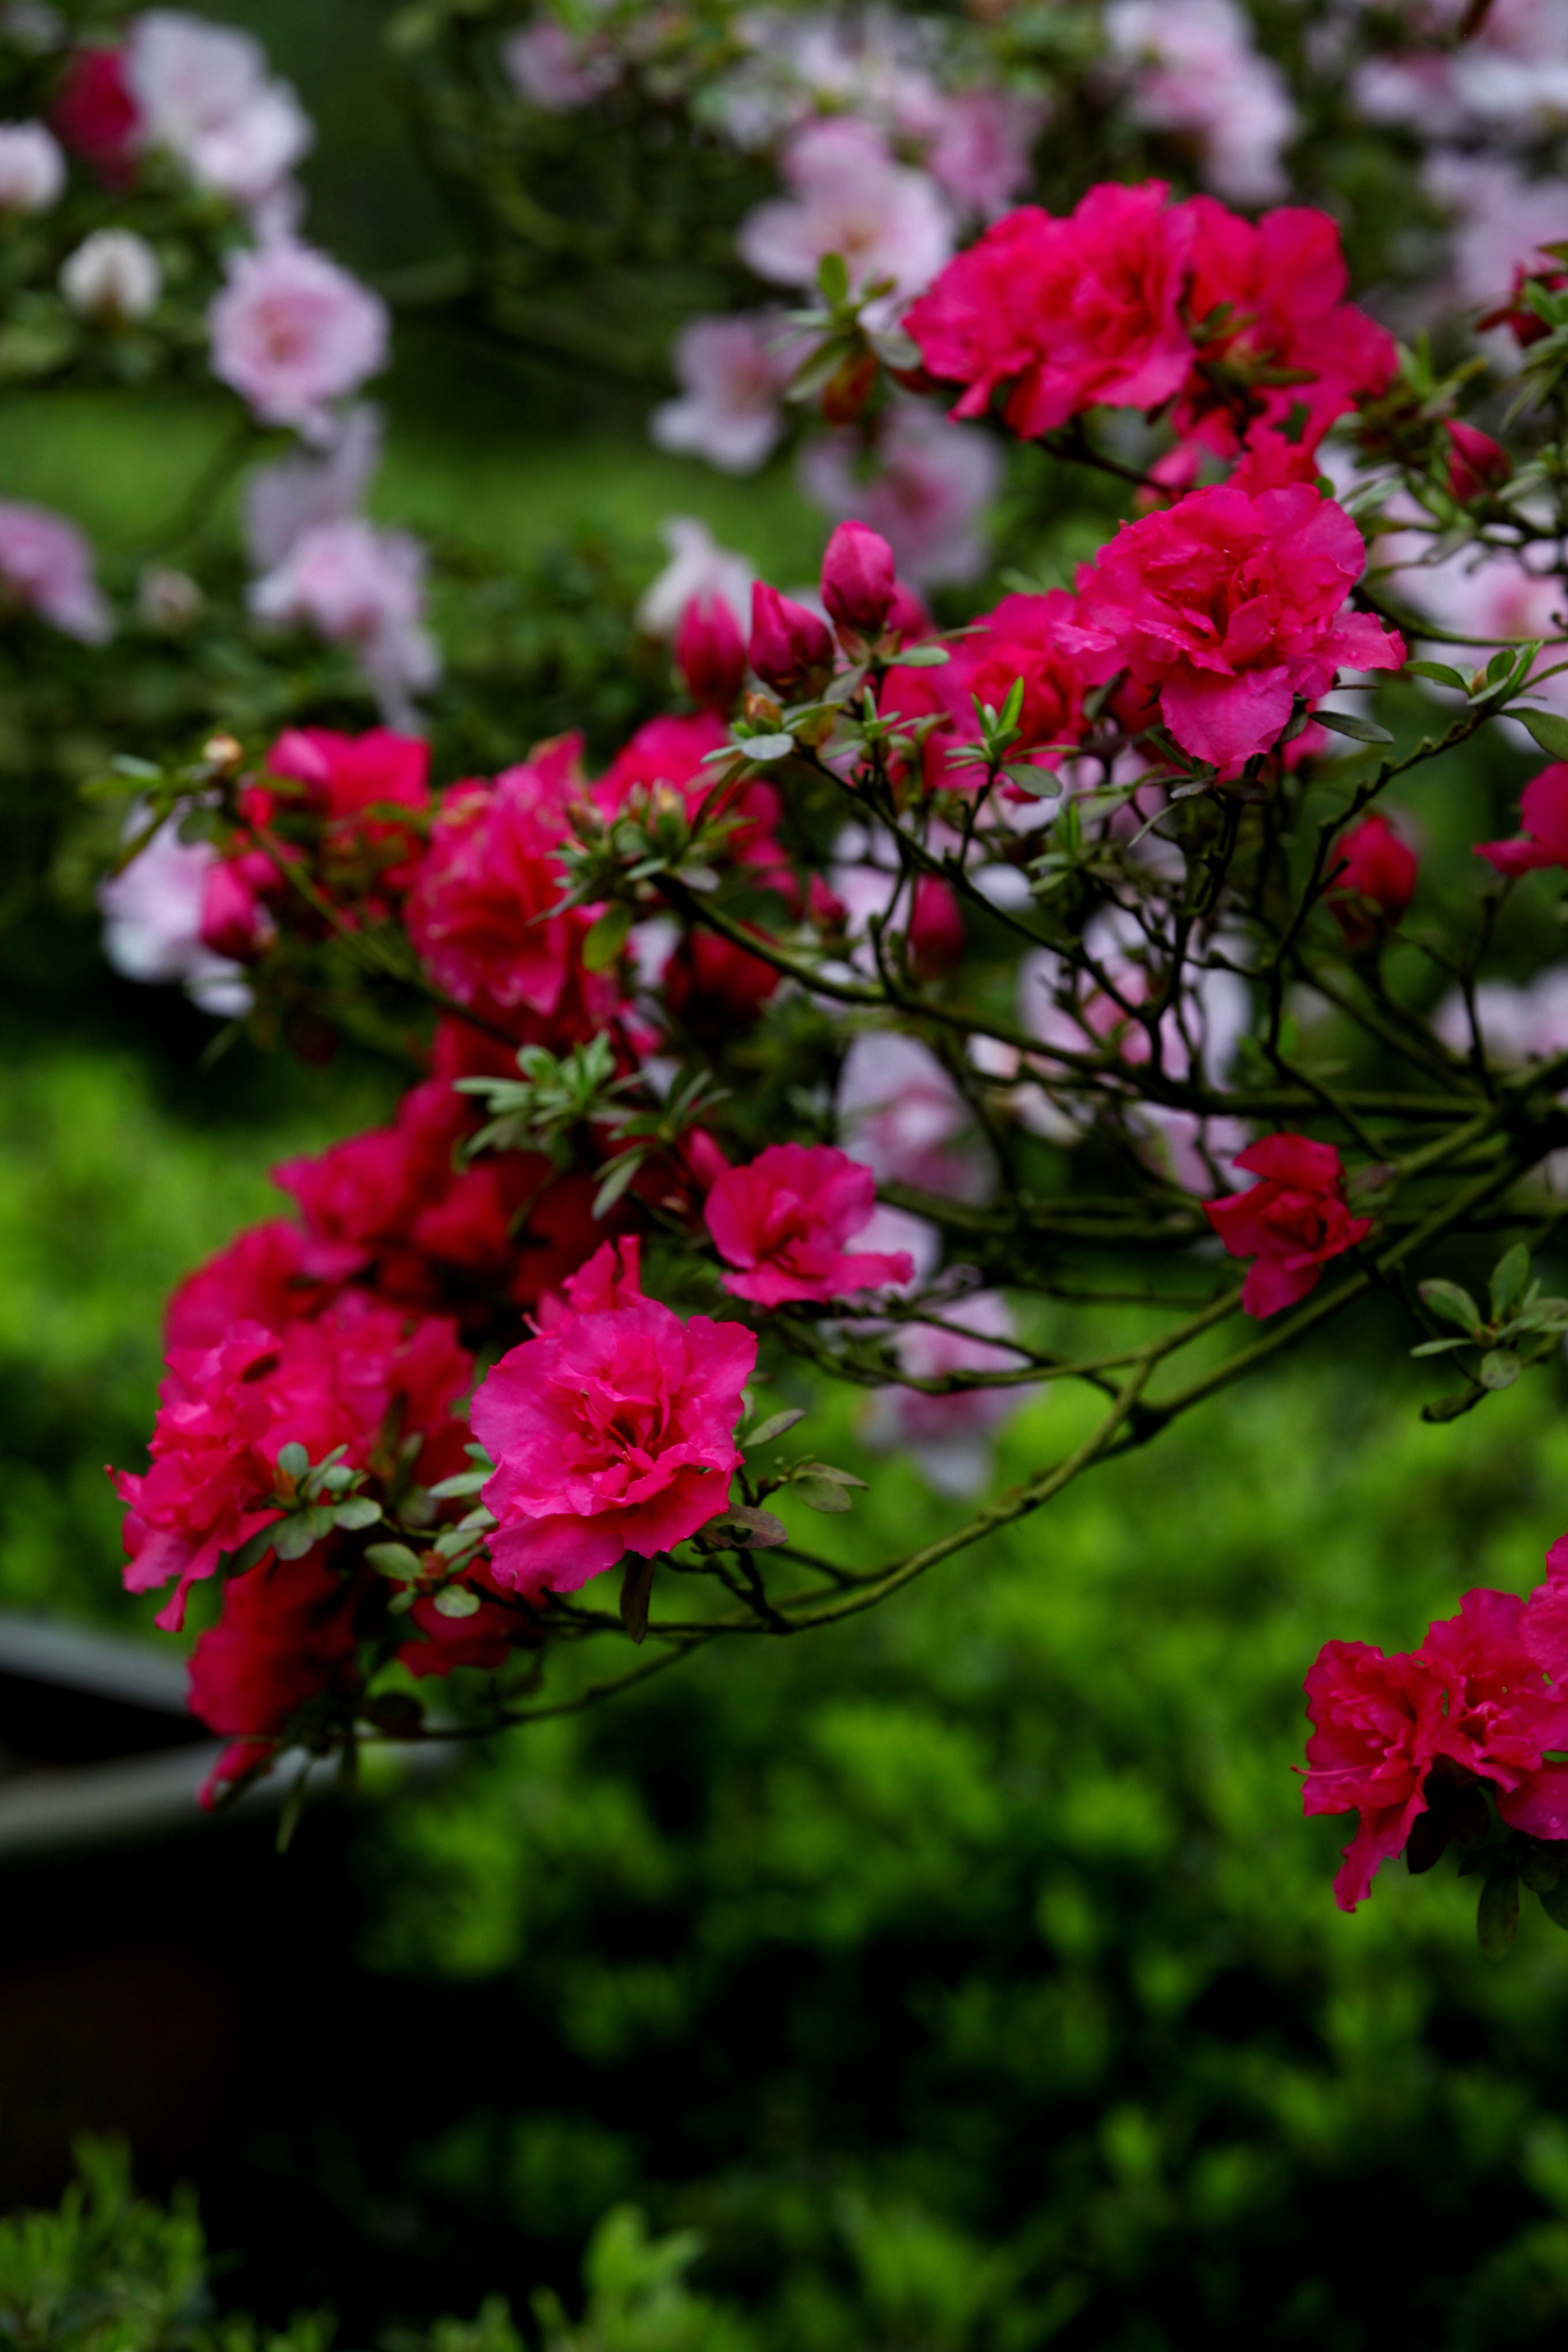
(738, 733, 798, 762)
(366, 1541, 423, 1580)
(795, 1460, 868, 1490)
(1480, 1350, 1522, 1391)
(1418, 1279, 1482, 1333)
(792, 1473, 853, 1513)
(592, 1148, 647, 1220)
(1478, 1862, 1521, 1958)
(276, 1442, 310, 1483)
(885, 646, 951, 668)
(432, 1585, 481, 1619)
(1540, 1873, 1568, 1929)
(1411, 1337, 1471, 1356)
(1490, 1243, 1532, 1322)
(817, 251, 849, 306)
(1406, 660, 1469, 691)
(582, 902, 633, 974)
(746, 1408, 806, 1448)
(272, 1505, 337, 1560)
(427, 1468, 491, 1500)
(1315, 710, 1395, 746)
(333, 1497, 382, 1531)
(708, 1506, 790, 1548)
(1515, 708, 1568, 760)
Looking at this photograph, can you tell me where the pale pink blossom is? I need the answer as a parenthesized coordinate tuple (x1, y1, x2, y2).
(127, 10, 311, 207)
(1423, 153, 1568, 313)
(97, 809, 251, 1016)
(243, 404, 382, 571)
(738, 116, 953, 318)
(250, 517, 439, 726)
(1354, 0, 1568, 139)
(714, 9, 943, 150)
(0, 119, 62, 209)
(798, 399, 1000, 586)
(59, 227, 161, 321)
(209, 241, 389, 439)
(502, 16, 618, 111)
(1374, 528, 1568, 721)
(0, 499, 110, 642)
(862, 1291, 1031, 1496)
(651, 311, 796, 473)
(635, 517, 755, 639)
(1105, 0, 1296, 204)
(836, 1028, 994, 1203)
(925, 89, 1046, 225)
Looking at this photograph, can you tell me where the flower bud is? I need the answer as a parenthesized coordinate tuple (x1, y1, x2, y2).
(61, 227, 161, 322)
(749, 581, 835, 701)
(909, 875, 964, 975)
(675, 591, 745, 711)
(1445, 419, 1510, 504)
(0, 120, 63, 212)
(1326, 813, 1418, 950)
(820, 520, 897, 643)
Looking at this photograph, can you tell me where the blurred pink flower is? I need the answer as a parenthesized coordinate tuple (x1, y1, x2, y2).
(59, 227, 161, 321)
(243, 404, 383, 571)
(837, 1028, 994, 1203)
(1424, 153, 1568, 314)
(635, 517, 755, 638)
(127, 10, 310, 207)
(0, 499, 111, 642)
(250, 517, 439, 726)
(97, 810, 252, 1016)
(209, 241, 389, 440)
(925, 88, 1045, 225)
(651, 310, 796, 473)
(0, 119, 63, 210)
(738, 116, 953, 317)
(799, 401, 1000, 586)
(1354, 0, 1568, 140)
(862, 1291, 1031, 1496)
(1105, 0, 1297, 204)
(502, 15, 618, 111)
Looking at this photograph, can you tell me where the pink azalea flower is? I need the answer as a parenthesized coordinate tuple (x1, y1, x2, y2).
(249, 516, 439, 725)
(1424, 153, 1568, 315)
(650, 311, 796, 474)
(905, 180, 1194, 438)
(405, 751, 585, 1029)
(209, 242, 389, 440)
(837, 1028, 992, 1203)
(0, 498, 112, 643)
(739, 116, 953, 318)
(798, 401, 1001, 587)
(243, 404, 383, 572)
(1070, 483, 1405, 774)
(1476, 762, 1568, 876)
(0, 119, 63, 210)
(1205, 1133, 1372, 1317)
(127, 10, 310, 208)
(501, 15, 618, 111)
(924, 88, 1046, 227)
(188, 1547, 361, 1805)
(164, 1220, 320, 1351)
(97, 809, 252, 1016)
(1105, 0, 1298, 205)
(1327, 813, 1419, 946)
(472, 1299, 756, 1597)
(635, 518, 754, 640)
(704, 1140, 916, 1306)
(862, 1291, 1031, 1496)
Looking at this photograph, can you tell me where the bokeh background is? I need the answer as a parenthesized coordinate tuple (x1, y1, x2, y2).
(10, 4, 1568, 2347)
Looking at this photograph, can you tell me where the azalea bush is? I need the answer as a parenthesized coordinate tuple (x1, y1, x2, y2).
(11, 0, 1568, 1945)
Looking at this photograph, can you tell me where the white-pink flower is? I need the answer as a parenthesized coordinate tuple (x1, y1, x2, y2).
(837, 1028, 994, 1203)
(924, 88, 1046, 226)
(209, 241, 389, 439)
(798, 399, 1000, 586)
(127, 10, 311, 207)
(1105, 0, 1298, 205)
(1423, 153, 1568, 314)
(502, 15, 618, 111)
(97, 809, 251, 1016)
(59, 228, 161, 322)
(634, 517, 755, 639)
(1354, 0, 1568, 140)
(0, 499, 111, 642)
(243, 403, 383, 571)
(738, 116, 953, 316)
(0, 119, 63, 211)
(249, 517, 439, 726)
(862, 1290, 1030, 1495)
(650, 311, 796, 474)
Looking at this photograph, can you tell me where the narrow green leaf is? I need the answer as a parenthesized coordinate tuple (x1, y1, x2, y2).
(1490, 1242, 1532, 1322)
(1540, 1874, 1568, 1929)
(333, 1497, 383, 1531)
(1515, 708, 1568, 760)
(817, 251, 849, 305)
(582, 901, 633, 974)
(427, 1468, 491, 1500)
(885, 645, 951, 668)
(1316, 710, 1395, 746)
(746, 1408, 806, 1448)
(1406, 660, 1469, 691)
(796, 1460, 868, 1490)
(738, 732, 798, 762)
(592, 1148, 647, 1219)
(1411, 1337, 1471, 1357)
(1478, 1862, 1521, 1958)
(1418, 1279, 1482, 1333)
(272, 1505, 337, 1560)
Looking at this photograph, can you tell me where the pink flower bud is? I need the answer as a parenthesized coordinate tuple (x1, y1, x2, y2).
(909, 875, 964, 975)
(749, 582, 835, 700)
(820, 519, 898, 641)
(1327, 813, 1418, 948)
(675, 591, 746, 710)
(1446, 420, 1511, 504)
